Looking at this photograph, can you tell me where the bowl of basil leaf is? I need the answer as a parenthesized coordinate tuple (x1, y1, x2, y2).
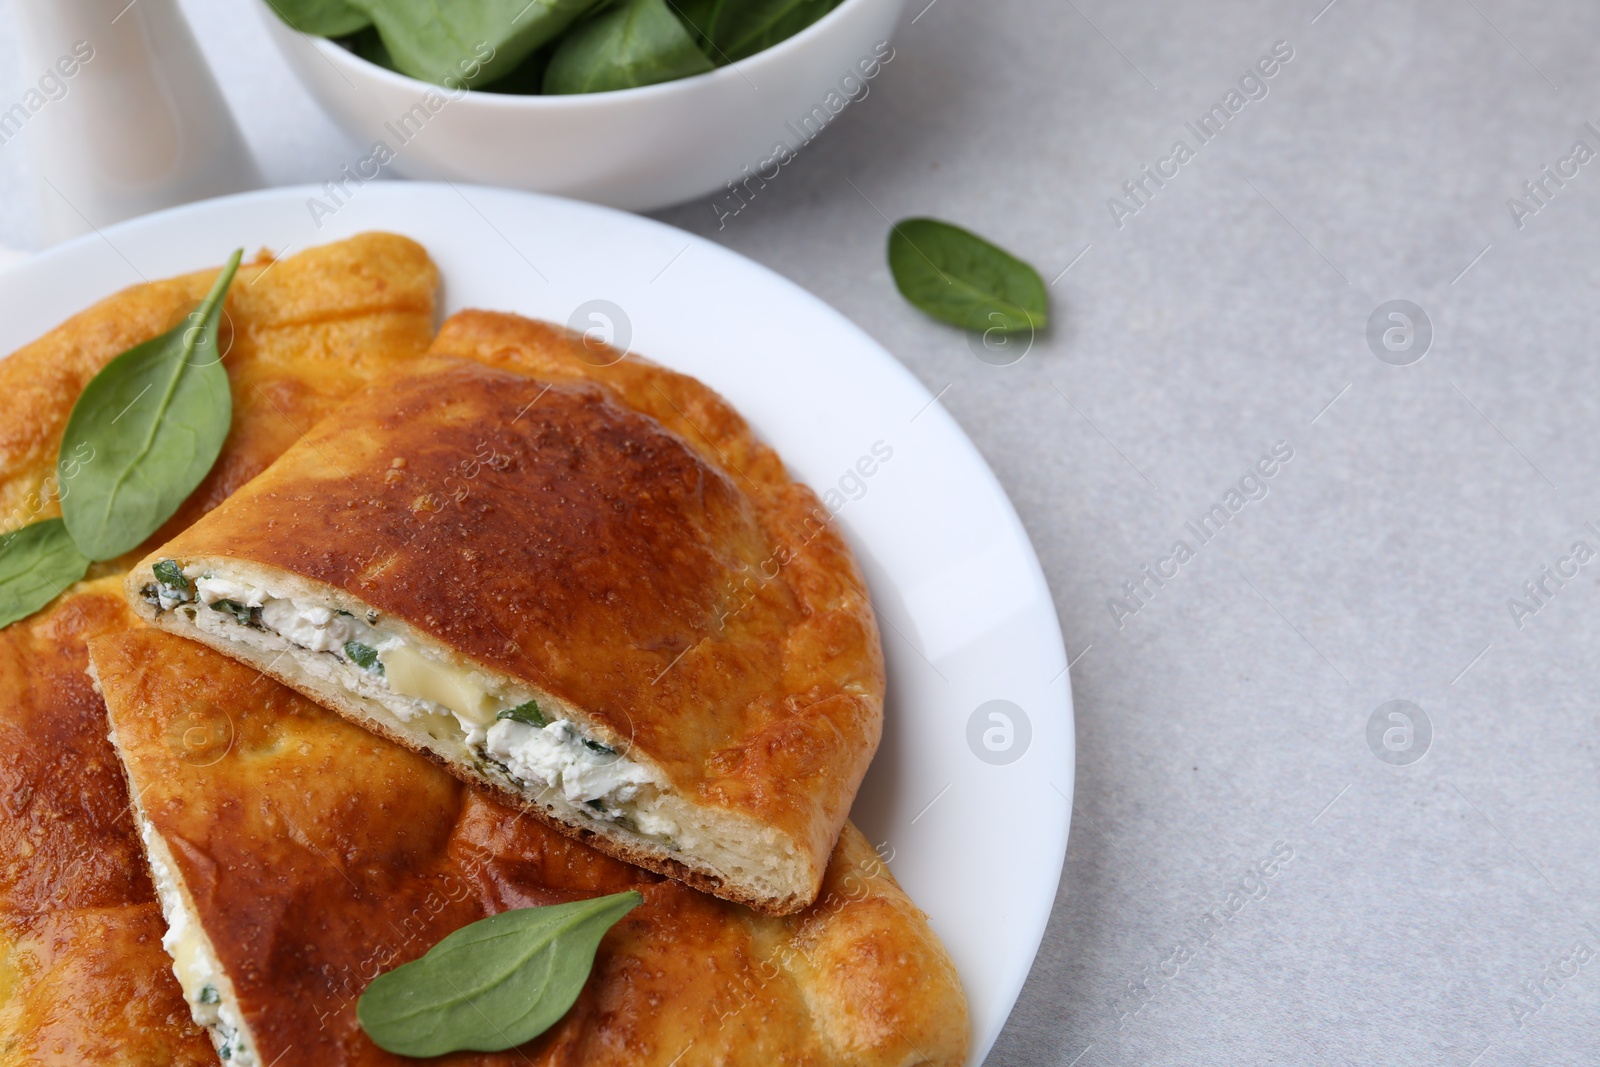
(258, 0, 905, 213)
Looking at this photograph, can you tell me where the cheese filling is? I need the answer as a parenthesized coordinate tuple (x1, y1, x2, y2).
(141, 820, 256, 1065)
(158, 567, 672, 833)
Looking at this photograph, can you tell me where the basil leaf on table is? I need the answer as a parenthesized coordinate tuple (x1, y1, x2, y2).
(887, 217, 1049, 334)
(0, 520, 90, 628)
(358, 890, 642, 1055)
(544, 0, 715, 94)
(346, 0, 604, 87)
(698, 0, 842, 64)
(263, 0, 371, 37)
(58, 250, 241, 561)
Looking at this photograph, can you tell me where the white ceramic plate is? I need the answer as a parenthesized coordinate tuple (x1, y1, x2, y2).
(0, 184, 1073, 1065)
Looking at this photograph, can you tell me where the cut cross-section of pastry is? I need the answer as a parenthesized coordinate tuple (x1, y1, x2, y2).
(125, 338, 884, 915)
(89, 625, 966, 1067)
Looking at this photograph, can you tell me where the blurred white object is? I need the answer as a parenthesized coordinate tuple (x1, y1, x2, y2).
(258, 0, 905, 214)
(10, 0, 258, 243)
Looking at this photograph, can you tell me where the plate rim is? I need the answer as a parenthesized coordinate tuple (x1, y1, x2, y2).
(0, 182, 1074, 1065)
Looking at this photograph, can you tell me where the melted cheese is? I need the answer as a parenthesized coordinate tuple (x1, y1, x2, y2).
(181, 568, 674, 839)
(379, 643, 498, 726)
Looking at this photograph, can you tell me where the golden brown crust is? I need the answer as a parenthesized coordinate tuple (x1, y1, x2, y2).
(0, 234, 439, 1062)
(134, 318, 884, 912)
(0, 580, 215, 1066)
(93, 628, 966, 1067)
(0, 232, 438, 566)
(436, 316, 885, 883)
(0, 905, 218, 1066)
(0, 581, 146, 916)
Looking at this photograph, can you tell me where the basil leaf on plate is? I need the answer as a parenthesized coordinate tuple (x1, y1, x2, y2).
(887, 217, 1049, 334)
(0, 519, 90, 629)
(264, 0, 372, 37)
(358, 890, 643, 1055)
(350, 0, 603, 87)
(701, 0, 841, 64)
(544, 0, 715, 93)
(58, 250, 241, 561)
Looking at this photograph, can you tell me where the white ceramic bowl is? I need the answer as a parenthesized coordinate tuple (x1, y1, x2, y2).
(258, 0, 906, 213)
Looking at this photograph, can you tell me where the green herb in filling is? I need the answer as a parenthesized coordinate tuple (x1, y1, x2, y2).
(497, 699, 547, 728)
(209, 599, 260, 628)
(152, 559, 192, 601)
(583, 739, 614, 756)
(344, 641, 383, 673)
(199, 984, 220, 1005)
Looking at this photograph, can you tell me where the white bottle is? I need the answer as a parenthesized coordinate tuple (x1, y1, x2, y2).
(9, 0, 259, 243)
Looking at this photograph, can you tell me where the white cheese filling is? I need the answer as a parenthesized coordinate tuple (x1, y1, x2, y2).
(179, 569, 674, 834)
(141, 820, 256, 1065)
(484, 717, 656, 808)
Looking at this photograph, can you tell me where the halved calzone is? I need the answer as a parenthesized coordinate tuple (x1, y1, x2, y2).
(126, 322, 884, 915)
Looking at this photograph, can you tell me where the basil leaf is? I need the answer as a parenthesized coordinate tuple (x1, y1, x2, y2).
(345, 25, 397, 69)
(152, 559, 193, 602)
(700, 0, 841, 64)
(348, 0, 603, 87)
(667, 0, 719, 48)
(358, 890, 642, 1055)
(544, 0, 714, 94)
(0, 520, 90, 629)
(478, 44, 555, 94)
(344, 641, 383, 673)
(887, 218, 1049, 334)
(497, 699, 548, 727)
(58, 250, 241, 561)
(264, 0, 371, 36)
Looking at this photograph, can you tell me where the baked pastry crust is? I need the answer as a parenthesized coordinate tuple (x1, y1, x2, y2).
(129, 318, 884, 914)
(0, 234, 439, 1062)
(91, 627, 967, 1067)
(0, 581, 219, 1067)
(0, 904, 219, 1066)
(0, 232, 438, 565)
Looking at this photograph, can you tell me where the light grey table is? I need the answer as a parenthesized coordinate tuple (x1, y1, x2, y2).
(5, 1, 1600, 1063)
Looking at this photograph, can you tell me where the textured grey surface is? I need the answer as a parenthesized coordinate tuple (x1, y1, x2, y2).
(5, 0, 1600, 1064)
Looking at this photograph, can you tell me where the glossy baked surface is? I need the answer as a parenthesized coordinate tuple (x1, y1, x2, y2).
(94, 627, 967, 1067)
(0, 233, 439, 1063)
(142, 314, 885, 908)
(0, 581, 218, 1067)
